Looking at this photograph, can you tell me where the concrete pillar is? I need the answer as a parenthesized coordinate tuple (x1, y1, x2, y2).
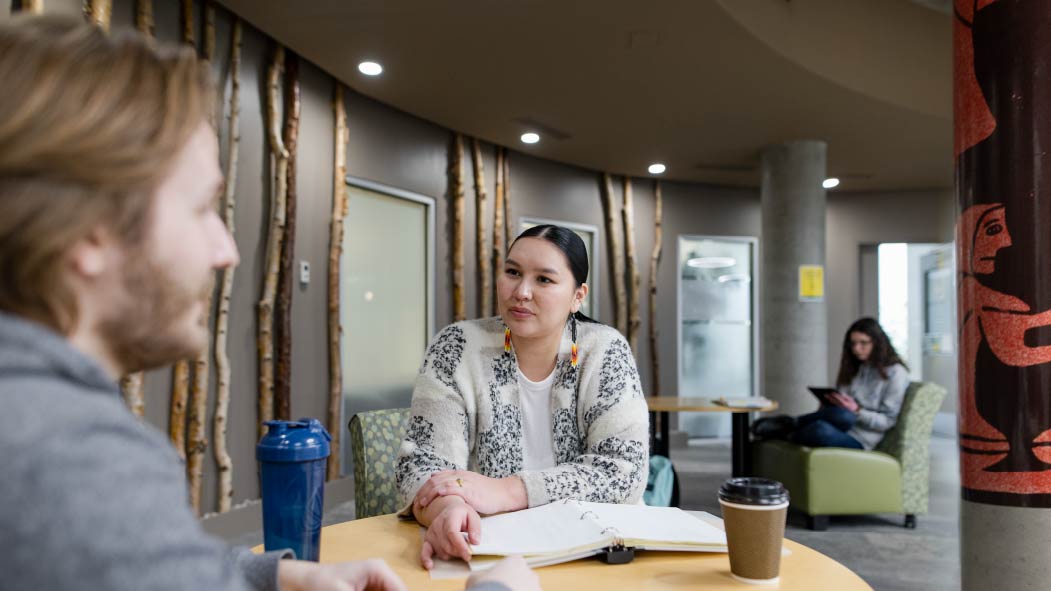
(760, 140, 828, 416)
(955, 2, 1051, 589)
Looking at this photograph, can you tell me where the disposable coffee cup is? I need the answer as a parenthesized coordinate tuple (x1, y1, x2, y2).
(718, 477, 789, 585)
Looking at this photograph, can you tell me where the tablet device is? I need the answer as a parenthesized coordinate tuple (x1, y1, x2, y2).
(807, 387, 839, 404)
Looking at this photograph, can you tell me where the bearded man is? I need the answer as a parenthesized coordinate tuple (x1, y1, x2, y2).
(0, 15, 534, 591)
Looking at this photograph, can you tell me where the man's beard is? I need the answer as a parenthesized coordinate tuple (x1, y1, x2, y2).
(99, 252, 215, 374)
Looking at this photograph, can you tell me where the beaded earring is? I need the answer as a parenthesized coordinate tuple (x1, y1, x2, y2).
(571, 313, 579, 367)
(504, 327, 512, 353)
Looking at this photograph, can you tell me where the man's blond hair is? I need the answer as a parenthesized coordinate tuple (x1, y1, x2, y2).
(0, 15, 213, 333)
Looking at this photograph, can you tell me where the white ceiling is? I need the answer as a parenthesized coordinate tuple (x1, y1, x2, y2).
(219, 0, 952, 191)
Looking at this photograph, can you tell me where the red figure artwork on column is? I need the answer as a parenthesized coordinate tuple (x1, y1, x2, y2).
(955, 0, 1051, 505)
(957, 205, 1051, 471)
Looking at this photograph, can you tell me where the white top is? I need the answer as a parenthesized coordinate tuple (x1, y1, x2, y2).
(517, 367, 558, 471)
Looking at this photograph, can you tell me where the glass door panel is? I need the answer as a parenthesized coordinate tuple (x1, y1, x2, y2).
(677, 236, 757, 438)
(340, 181, 433, 473)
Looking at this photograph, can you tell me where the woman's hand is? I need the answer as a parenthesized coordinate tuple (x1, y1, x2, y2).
(419, 497, 481, 569)
(828, 391, 860, 413)
(414, 470, 527, 516)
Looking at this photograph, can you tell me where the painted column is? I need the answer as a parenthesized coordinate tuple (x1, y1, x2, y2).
(760, 140, 828, 416)
(955, 1, 1051, 588)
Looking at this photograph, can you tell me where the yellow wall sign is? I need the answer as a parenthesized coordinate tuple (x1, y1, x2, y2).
(799, 265, 825, 302)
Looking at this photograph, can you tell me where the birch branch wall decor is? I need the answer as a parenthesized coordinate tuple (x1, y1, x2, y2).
(105, 0, 144, 419)
(471, 138, 491, 318)
(649, 180, 663, 396)
(187, 1, 220, 514)
(450, 133, 466, 322)
(213, 17, 241, 513)
(600, 173, 627, 335)
(180, 0, 194, 47)
(169, 369, 189, 458)
(274, 52, 300, 422)
(492, 147, 506, 299)
(135, 0, 153, 39)
(186, 361, 209, 513)
(119, 373, 145, 417)
(24, 0, 44, 14)
(503, 151, 513, 248)
(86, 0, 112, 31)
(203, 1, 215, 64)
(258, 45, 288, 439)
(168, 0, 196, 458)
(327, 84, 349, 480)
(623, 176, 641, 352)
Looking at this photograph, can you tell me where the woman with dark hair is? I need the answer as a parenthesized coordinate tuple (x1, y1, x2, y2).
(396, 224, 649, 569)
(757, 317, 910, 450)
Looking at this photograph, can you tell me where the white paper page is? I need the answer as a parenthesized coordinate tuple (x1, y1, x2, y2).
(578, 502, 726, 547)
(469, 501, 608, 556)
(468, 548, 602, 572)
(428, 556, 473, 580)
(685, 510, 724, 530)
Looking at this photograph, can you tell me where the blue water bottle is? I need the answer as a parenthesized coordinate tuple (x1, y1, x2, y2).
(257, 418, 331, 561)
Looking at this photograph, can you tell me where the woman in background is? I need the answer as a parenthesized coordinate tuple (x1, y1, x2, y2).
(757, 317, 909, 450)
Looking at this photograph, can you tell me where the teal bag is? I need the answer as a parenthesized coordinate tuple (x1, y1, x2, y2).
(644, 455, 674, 506)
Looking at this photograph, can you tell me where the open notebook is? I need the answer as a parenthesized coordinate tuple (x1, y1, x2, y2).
(466, 500, 727, 571)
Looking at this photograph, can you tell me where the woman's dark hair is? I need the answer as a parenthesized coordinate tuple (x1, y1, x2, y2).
(835, 317, 907, 385)
(510, 224, 598, 323)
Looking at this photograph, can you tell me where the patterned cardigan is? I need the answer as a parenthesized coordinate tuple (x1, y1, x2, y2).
(395, 317, 649, 513)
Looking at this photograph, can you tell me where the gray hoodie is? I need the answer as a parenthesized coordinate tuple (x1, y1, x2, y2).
(0, 311, 288, 590)
(843, 363, 910, 450)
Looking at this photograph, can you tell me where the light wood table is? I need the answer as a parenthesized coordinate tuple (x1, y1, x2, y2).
(645, 397, 779, 479)
(266, 513, 871, 590)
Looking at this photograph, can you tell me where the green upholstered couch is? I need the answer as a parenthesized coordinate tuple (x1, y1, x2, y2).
(349, 408, 410, 519)
(751, 381, 946, 530)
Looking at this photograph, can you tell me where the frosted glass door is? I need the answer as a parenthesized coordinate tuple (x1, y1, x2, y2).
(677, 236, 757, 438)
(340, 182, 432, 473)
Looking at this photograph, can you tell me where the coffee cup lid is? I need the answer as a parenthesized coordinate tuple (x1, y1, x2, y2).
(718, 477, 789, 506)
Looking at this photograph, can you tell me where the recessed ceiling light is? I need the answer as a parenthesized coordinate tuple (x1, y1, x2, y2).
(648, 163, 666, 175)
(520, 132, 540, 144)
(358, 61, 383, 76)
(822, 177, 840, 189)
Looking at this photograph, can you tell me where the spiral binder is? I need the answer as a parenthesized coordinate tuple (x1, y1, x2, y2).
(564, 498, 637, 564)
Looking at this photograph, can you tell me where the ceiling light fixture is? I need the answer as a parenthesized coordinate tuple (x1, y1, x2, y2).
(520, 132, 540, 144)
(687, 256, 736, 269)
(357, 61, 383, 76)
(822, 177, 840, 189)
(648, 163, 666, 175)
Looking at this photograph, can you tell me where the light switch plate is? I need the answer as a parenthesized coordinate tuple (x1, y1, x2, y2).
(299, 260, 310, 286)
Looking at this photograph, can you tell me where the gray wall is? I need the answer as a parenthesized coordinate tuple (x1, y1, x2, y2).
(826, 189, 955, 382)
(103, 0, 953, 514)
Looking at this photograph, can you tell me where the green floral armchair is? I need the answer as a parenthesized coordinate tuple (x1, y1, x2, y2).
(752, 382, 946, 530)
(349, 408, 410, 519)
